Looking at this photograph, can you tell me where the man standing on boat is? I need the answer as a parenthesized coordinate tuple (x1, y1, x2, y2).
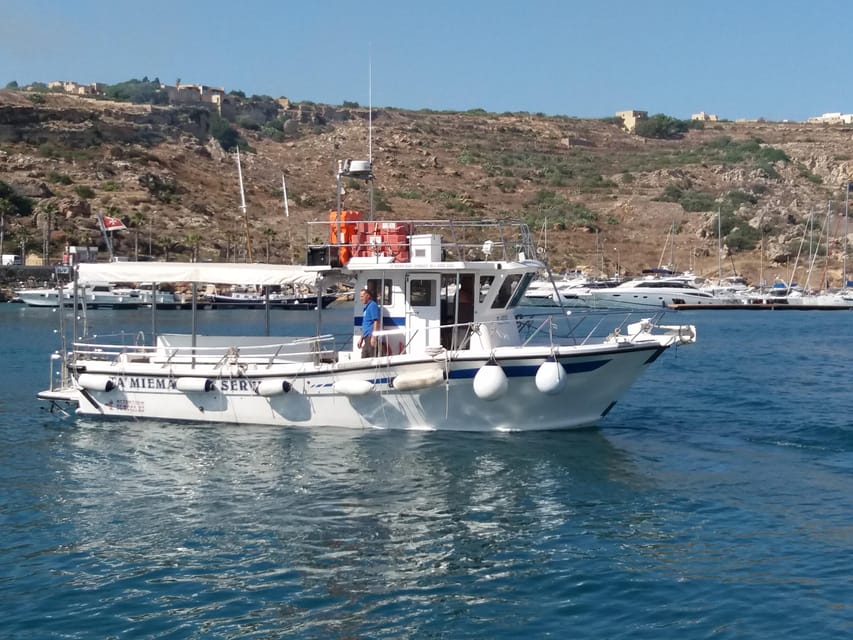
(358, 287, 381, 358)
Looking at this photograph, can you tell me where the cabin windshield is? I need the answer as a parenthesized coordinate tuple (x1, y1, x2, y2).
(491, 272, 534, 309)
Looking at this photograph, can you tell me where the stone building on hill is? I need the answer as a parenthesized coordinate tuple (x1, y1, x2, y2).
(616, 110, 648, 133)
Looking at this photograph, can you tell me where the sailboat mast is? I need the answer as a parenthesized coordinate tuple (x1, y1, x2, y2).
(670, 220, 675, 270)
(236, 148, 253, 262)
(657, 223, 671, 270)
(844, 181, 850, 289)
(717, 206, 722, 283)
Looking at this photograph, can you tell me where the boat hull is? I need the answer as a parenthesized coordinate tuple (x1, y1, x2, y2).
(207, 294, 339, 310)
(587, 290, 730, 310)
(44, 345, 666, 431)
(15, 289, 179, 308)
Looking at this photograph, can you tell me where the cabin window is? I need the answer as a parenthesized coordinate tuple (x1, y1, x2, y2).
(409, 279, 436, 306)
(366, 278, 393, 305)
(506, 272, 535, 308)
(479, 275, 494, 303)
(491, 273, 524, 308)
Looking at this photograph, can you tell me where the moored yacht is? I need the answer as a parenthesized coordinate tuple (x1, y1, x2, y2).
(587, 271, 731, 310)
(14, 282, 179, 308)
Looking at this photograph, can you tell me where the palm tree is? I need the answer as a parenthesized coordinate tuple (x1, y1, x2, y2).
(0, 198, 13, 254)
(13, 227, 33, 264)
(40, 202, 57, 264)
(185, 232, 202, 262)
(158, 234, 178, 261)
(130, 211, 146, 260)
(260, 226, 277, 262)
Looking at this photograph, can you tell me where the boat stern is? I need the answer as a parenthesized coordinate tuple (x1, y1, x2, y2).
(37, 386, 80, 418)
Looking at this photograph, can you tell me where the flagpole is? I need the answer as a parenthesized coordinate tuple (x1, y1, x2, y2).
(236, 148, 253, 263)
(283, 173, 293, 264)
(281, 174, 289, 218)
(97, 214, 114, 262)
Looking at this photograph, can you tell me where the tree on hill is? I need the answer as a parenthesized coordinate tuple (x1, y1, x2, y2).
(635, 114, 689, 140)
(210, 112, 243, 151)
(104, 78, 169, 105)
(0, 180, 34, 216)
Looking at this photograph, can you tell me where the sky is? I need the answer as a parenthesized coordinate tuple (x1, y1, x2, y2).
(1, 0, 850, 122)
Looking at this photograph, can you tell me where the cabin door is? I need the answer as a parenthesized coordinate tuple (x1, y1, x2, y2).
(405, 274, 441, 352)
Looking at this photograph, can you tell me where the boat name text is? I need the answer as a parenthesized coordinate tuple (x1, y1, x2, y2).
(115, 377, 261, 392)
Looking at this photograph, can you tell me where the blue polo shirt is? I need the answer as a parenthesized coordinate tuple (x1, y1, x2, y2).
(362, 299, 380, 337)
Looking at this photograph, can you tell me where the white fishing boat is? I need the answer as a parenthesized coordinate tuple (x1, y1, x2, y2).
(37, 163, 697, 432)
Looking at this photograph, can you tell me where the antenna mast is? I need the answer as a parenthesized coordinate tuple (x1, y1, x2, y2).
(335, 50, 376, 236)
(369, 50, 373, 165)
(368, 50, 374, 220)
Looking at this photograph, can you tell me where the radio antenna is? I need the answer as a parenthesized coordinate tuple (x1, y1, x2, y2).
(368, 47, 373, 164)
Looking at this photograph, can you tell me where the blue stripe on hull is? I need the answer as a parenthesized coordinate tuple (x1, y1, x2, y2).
(449, 359, 610, 379)
(354, 316, 406, 327)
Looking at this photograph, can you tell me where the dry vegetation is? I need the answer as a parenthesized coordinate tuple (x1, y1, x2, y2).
(2, 89, 852, 288)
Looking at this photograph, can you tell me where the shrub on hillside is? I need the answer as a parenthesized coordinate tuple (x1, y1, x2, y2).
(104, 78, 168, 105)
(0, 180, 34, 216)
(634, 114, 689, 139)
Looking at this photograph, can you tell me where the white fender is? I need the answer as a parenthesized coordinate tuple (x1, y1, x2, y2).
(473, 360, 508, 401)
(392, 367, 444, 391)
(77, 373, 115, 392)
(176, 377, 215, 392)
(535, 357, 567, 395)
(257, 379, 292, 396)
(334, 379, 375, 396)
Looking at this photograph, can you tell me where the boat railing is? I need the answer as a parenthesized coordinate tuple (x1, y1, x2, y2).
(307, 218, 537, 264)
(69, 334, 337, 367)
(516, 308, 669, 346)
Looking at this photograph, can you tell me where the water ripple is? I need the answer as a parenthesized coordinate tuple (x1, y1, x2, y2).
(3, 308, 853, 638)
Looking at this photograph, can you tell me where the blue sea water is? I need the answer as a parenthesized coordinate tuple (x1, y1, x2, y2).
(1, 304, 852, 639)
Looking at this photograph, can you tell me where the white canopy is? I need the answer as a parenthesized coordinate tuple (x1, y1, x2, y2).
(75, 262, 325, 287)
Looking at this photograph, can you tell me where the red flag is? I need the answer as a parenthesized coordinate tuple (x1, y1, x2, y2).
(102, 215, 126, 231)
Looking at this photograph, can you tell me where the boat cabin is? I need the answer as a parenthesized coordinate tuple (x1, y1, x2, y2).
(327, 229, 540, 359)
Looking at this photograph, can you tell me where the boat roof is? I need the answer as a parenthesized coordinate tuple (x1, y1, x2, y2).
(74, 218, 543, 285)
(343, 257, 543, 273)
(75, 262, 324, 287)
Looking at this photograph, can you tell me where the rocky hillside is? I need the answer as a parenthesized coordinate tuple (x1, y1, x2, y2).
(2, 89, 852, 288)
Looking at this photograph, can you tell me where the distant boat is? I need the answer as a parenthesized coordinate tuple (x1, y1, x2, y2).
(522, 270, 615, 307)
(206, 288, 338, 310)
(739, 282, 853, 308)
(14, 282, 179, 309)
(586, 271, 732, 310)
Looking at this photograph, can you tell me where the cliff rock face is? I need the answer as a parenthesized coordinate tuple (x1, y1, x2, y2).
(1, 89, 851, 287)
